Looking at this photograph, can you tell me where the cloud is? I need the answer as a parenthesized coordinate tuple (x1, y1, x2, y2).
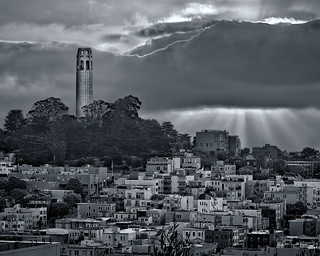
(261, 17, 307, 24)
(1, 20, 320, 150)
(1, 20, 320, 113)
(0, 22, 149, 54)
(159, 3, 219, 23)
(1, 0, 320, 56)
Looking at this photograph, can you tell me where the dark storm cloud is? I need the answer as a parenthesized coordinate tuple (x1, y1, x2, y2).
(137, 19, 219, 37)
(1, 21, 320, 115)
(1, 20, 320, 150)
(96, 20, 320, 111)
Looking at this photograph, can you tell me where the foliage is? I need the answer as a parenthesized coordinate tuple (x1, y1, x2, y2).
(4, 110, 26, 132)
(1, 95, 190, 165)
(0, 197, 6, 211)
(63, 193, 81, 209)
(286, 201, 308, 217)
(27, 97, 69, 123)
(66, 178, 84, 197)
(153, 224, 192, 256)
(82, 100, 112, 127)
(247, 195, 262, 203)
(50, 202, 69, 218)
(300, 147, 319, 160)
(10, 188, 27, 205)
(0, 177, 28, 193)
(253, 173, 270, 180)
(282, 201, 308, 229)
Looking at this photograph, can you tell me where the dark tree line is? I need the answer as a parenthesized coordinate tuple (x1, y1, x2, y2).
(0, 96, 191, 166)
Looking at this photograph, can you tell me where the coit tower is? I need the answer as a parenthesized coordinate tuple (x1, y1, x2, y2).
(76, 48, 93, 117)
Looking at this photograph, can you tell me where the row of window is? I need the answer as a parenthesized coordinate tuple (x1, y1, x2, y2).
(77, 60, 93, 71)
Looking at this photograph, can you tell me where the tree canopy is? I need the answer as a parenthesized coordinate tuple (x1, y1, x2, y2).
(50, 202, 69, 218)
(4, 109, 26, 132)
(0, 96, 191, 166)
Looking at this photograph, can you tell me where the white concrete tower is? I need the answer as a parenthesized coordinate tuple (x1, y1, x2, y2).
(76, 48, 93, 117)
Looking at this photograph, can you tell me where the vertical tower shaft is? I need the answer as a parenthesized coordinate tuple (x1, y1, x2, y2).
(76, 48, 93, 117)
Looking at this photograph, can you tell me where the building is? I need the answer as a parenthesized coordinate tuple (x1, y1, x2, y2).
(252, 144, 282, 160)
(229, 135, 241, 156)
(195, 130, 230, 153)
(125, 176, 163, 194)
(146, 157, 175, 173)
(245, 180, 274, 200)
(212, 161, 236, 176)
(178, 152, 201, 169)
(264, 185, 308, 205)
(76, 48, 93, 117)
(77, 202, 116, 219)
(286, 161, 315, 178)
(102, 227, 136, 247)
(0, 205, 47, 231)
(0, 240, 60, 256)
(183, 227, 206, 241)
(289, 215, 320, 236)
(11, 166, 108, 196)
(221, 215, 255, 231)
(68, 241, 106, 256)
(205, 228, 244, 248)
(198, 194, 223, 213)
(163, 195, 194, 211)
(246, 230, 275, 249)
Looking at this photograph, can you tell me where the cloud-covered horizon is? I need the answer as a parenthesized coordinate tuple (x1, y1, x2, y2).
(1, 1, 320, 150)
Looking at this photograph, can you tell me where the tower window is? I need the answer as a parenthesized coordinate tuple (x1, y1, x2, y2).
(80, 60, 84, 70)
(86, 60, 90, 70)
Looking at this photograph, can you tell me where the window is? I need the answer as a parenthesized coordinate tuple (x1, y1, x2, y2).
(80, 61, 84, 70)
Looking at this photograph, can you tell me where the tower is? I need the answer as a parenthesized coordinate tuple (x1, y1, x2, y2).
(76, 48, 93, 117)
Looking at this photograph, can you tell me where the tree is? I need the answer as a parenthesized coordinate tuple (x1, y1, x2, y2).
(113, 95, 142, 118)
(50, 202, 69, 218)
(282, 201, 308, 229)
(63, 193, 81, 210)
(45, 128, 67, 165)
(286, 201, 308, 217)
(161, 122, 179, 152)
(176, 134, 192, 150)
(161, 122, 178, 141)
(4, 109, 26, 132)
(10, 188, 27, 205)
(301, 147, 319, 160)
(66, 178, 84, 198)
(0, 197, 6, 211)
(153, 224, 192, 256)
(82, 100, 113, 127)
(27, 97, 69, 131)
(6, 177, 27, 193)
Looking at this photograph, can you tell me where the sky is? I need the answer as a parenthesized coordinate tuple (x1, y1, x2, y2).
(1, 0, 320, 151)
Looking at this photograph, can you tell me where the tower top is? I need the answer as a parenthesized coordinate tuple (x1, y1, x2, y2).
(77, 48, 92, 55)
(76, 48, 93, 71)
